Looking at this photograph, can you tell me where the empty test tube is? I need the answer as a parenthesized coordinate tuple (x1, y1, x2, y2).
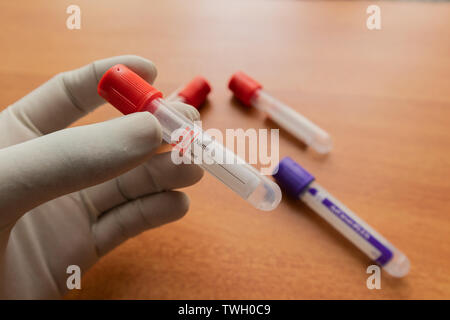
(98, 65, 282, 211)
(273, 157, 410, 277)
(229, 72, 332, 154)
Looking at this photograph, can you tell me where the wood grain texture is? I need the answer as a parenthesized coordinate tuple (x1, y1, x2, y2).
(0, 0, 449, 299)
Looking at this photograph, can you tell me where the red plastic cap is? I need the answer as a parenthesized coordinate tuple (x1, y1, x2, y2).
(97, 64, 162, 115)
(228, 71, 262, 107)
(178, 76, 211, 109)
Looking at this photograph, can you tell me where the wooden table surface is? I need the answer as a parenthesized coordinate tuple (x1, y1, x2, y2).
(0, 0, 449, 299)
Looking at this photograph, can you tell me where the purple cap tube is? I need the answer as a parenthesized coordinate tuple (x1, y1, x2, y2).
(273, 157, 410, 277)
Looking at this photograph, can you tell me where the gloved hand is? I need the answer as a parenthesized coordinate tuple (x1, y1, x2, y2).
(0, 55, 203, 299)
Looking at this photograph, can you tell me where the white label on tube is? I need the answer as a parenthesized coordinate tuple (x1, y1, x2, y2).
(180, 127, 260, 199)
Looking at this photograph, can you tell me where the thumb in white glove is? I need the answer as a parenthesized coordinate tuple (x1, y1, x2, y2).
(0, 55, 203, 299)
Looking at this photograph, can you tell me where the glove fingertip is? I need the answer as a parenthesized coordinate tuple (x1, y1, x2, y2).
(167, 101, 201, 122)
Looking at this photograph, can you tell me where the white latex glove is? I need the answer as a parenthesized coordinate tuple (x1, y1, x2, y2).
(0, 55, 203, 299)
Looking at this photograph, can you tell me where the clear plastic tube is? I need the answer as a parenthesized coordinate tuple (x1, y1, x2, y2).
(252, 90, 332, 154)
(145, 98, 282, 211)
(98, 65, 281, 211)
(300, 182, 410, 277)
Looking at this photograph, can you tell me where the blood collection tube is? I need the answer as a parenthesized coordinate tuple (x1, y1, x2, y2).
(166, 76, 211, 109)
(229, 72, 332, 154)
(273, 157, 410, 277)
(98, 65, 282, 211)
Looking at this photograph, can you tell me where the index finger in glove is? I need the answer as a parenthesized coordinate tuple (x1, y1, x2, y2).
(8, 55, 157, 135)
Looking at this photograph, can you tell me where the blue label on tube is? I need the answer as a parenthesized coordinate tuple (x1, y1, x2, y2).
(308, 188, 393, 266)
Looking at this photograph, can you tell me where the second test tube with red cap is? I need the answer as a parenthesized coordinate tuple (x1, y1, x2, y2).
(166, 76, 211, 109)
(229, 72, 332, 154)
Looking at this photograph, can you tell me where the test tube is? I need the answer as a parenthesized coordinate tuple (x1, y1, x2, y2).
(273, 157, 410, 277)
(98, 64, 282, 211)
(166, 76, 211, 109)
(229, 72, 332, 154)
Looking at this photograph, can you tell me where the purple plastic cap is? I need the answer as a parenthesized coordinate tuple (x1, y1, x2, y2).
(272, 157, 315, 198)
